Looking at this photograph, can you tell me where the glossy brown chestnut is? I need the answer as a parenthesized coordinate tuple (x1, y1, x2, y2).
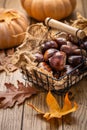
(43, 48, 58, 61)
(73, 49, 86, 56)
(67, 41, 78, 50)
(68, 55, 83, 66)
(41, 40, 58, 53)
(60, 45, 73, 55)
(38, 62, 52, 72)
(49, 51, 66, 71)
(54, 37, 67, 47)
(35, 53, 44, 62)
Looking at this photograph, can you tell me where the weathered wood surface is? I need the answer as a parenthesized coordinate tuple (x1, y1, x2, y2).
(0, 0, 87, 130)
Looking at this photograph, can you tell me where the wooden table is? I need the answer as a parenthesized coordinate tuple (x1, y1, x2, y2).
(0, 0, 87, 130)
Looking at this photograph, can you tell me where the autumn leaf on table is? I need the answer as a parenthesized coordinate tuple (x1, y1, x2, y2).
(28, 91, 78, 120)
(0, 80, 38, 109)
(0, 49, 17, 73)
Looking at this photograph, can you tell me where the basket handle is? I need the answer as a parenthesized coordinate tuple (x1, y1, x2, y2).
(45, 17, 86, 39)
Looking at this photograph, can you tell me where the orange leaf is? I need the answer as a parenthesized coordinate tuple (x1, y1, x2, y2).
(28, 103, 44, 114)
(60, 93, 78, 116)
(28, 91, 78, 120)
(46, 91, 61, 112)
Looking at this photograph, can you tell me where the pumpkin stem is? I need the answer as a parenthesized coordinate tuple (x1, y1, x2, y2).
(0, 11, 20, 23)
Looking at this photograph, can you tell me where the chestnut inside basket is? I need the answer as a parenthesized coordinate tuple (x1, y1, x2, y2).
(22, 19, 87, 94)
(23, 48, 87, 94)
(23, 42, 87, 94)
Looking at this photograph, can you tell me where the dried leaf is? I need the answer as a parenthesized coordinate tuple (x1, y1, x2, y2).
(0, 49, 17, 73)
(28, 91, 78, 120)
(0, 81, 38, 108)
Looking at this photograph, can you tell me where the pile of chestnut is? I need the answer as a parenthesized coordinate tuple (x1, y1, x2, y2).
(35, 34, 87, 79)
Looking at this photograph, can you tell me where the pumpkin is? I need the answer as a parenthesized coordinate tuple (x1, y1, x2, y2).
(0, 8, 29, 49)
(21, 0, 76, 21)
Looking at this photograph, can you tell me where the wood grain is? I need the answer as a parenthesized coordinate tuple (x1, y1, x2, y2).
(0, 0, 87, 130)
(63, 78, 87, 130)
(0, 71, 25, 130)
(22, 92, 62, 130)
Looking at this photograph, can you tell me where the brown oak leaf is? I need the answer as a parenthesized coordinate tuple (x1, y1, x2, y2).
(0, 80, 38, 109)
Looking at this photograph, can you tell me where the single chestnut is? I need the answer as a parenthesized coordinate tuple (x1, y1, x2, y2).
(35, 53, 44, 62)
(43, 48, 58, 61)
(49, 51, 66, 71)
(67, 41, 78, 50)
(38, 62, 52, 72)
(73, 49, 87, 56)
(68, 55, 84, 66)
(41, 40, 58, 53)
(54, 37, 67, 47)
(60, 45, 73, 55)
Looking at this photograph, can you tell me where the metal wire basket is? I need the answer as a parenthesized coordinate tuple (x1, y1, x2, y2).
(23, 57, 87, 94)
(22, 19, 87, 94)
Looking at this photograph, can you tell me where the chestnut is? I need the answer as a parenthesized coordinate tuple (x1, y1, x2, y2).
(41, 40, 58, 53)
(43, 48, 58, 61)
(49, 51, 66, 71)
(68, 55, 84, 66)
(38, 62, 52, 72)
(54, 37, 67, 47)
(35, 53, 44, 62)
(73, 49, 87, 56)
(67, 41, 78, 50)
(60, 45, 73, 55)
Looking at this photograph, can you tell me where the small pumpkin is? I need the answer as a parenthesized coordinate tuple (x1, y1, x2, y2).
(0, 8, 28, 49)
(21, 0, 76, 21)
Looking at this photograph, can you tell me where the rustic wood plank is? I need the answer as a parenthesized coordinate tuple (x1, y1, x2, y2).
(0, 70, 25, 130)
(62, 78, 87, 130)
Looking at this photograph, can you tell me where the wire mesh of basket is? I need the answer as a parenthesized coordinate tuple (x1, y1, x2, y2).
(21, 20, 87, 95)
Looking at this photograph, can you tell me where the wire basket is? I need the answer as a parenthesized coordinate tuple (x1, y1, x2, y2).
(23, 58, 87, 95)
(21, 22, 87, 94)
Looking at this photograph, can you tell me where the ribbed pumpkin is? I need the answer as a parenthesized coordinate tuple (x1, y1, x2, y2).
(0, 8, 28, 49)
(21, 0, 76, 21)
